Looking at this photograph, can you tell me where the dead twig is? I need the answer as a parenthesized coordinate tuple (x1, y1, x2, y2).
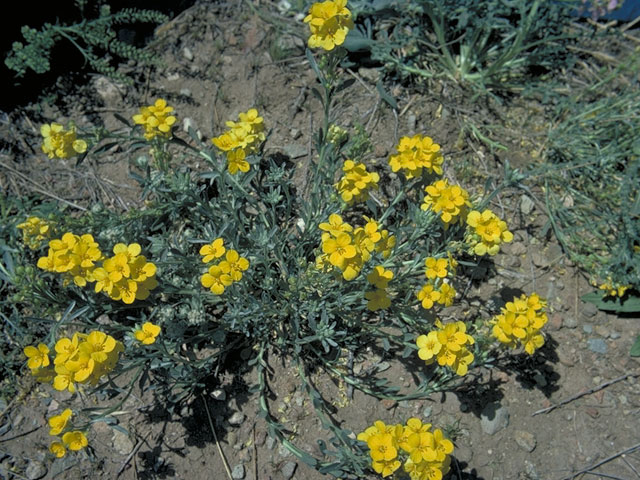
(559, 442, 640, 480)
(0, 160, 87, 211)
(202, 395, 233, 480)
(533, 371, 640, 416)
(116, 430, 151, 477)
(252, 424, 258, 480)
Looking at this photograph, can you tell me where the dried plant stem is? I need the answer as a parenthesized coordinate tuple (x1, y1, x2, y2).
(116, 430, 151, 477)
(559, 442, 640, 480)
(533, 371, 640, 416)
(202, 395, 233, 480)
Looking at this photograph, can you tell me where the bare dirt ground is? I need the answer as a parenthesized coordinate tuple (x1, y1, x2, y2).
(1, 2, 639, 480)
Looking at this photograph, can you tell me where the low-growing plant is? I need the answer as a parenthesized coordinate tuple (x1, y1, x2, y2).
(8, 1, 553, 476)
(5, 4, 168, 84)
(343, 0, 580, 93)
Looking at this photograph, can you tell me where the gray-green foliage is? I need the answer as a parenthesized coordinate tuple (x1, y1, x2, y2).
(344, 0, 579, 91)
(542, 65, 640, 292)
(5, 5, 168, 83)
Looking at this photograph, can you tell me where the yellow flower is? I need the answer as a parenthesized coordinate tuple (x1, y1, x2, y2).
(389, 134, 444, 179)
(466, 209, 513, 255)
(366, 265, 393, 289)
(219, 249, 250, 282)
(367, 432, 398, 462)
(335, 160, 379, 204)
(53, 364, 76, 393)
(437, 283, 456, 307)
(80, 331, 117, 364)
(303, 0, 354, 51)
(48, 408, 72, 436)
(24, 343, 50, 370)
(424, 257, 448, 280)
(422, 180, 471, 225)
(372, 458, 402, 478)
(319, 214, 352, 237)
(364, 289, 391, 311)
(201, 265, 233, 295)
(416, 332, 441, 363)
(62, 431, 88, 451)
(134, 322, 161, 345)
(200, 238, 226, 263)
(17, 216, 53, 250)
(49, 441, 66, 458)
(491, 293, 547, 354)
(41, 123, 87, 159)
(133, 99, 177, 140)
(227, 148, 250, 174)
(417, 283, 441, 309)
(322, 232, 356, 269)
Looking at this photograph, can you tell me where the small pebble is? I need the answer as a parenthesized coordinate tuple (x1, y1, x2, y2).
(480, 402, 510, 435)
(211, 389, 226, 401)
(582, 302, 598, 317)
(183, 47, 194, 61)
(281, 461, 298, 480)
(587, 338, 607, 354)
(564, 317, 578, 329)
(231, 464, 245, 479)
(228, 412, 245, 426)
(583, 324, 593, 334)
(514, 430, 537, 452)
(25, 460, 47, 480)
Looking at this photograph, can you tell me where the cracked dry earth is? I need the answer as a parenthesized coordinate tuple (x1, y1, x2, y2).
(1, 2, 639, 480)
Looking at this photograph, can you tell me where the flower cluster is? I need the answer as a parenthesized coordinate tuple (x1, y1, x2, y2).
(37, 232, 103, 287)
(303, 0, 354, 51)
(365, 265, 393, 311)
(335, 160, 380, 204)
(17, 216, 54, 250)
(132, 98, 177, 141)
(416, 320, 475, 376)
(41, 123, 87, 160)
(24, 330, 123, 393)
(357, 418, 453, 479)
(47, 409, 88, 458)
(491, 293, 548, 354)
(200, 238, 250, 295)
(37, 235, 158, 304)
(316, 214, 395, 281)
(465, 209, 513, 255)
(596, 277, 631, 298)
(421, 179, 471, 226)
(93, 243, 158, 304)
(389, 134, 444, 179)
(417, 255, 457, 310)
(211, 108, 266, 174)
(134, 322, 162, 345)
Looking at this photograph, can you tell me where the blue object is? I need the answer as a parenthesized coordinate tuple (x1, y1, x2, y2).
(577, 0, 640, 21)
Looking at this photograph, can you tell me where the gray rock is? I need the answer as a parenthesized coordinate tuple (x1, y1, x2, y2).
(183, 47, 194, 61)
(358, 67, 380, 84)
(211, 389, 226, 401)
(524, 460, 540, 480)
(587, 338, 608, 354)
(228, 412, 245, 426)
(480, 402, 510, 435)
(112, 429, 135, 455)
(282, 144, 307, 159)
(454, 443, 473, 463)
(376, 361, 391, 372)
(25, 460, 47, 480)
(231, 464, 245, 479)
(564, 317, 578, 329)
(514, 430, 536, 452)
(266, 436, 276, 450)
(520, 195, 535, 215)
(582, 302, 598, 317)
(583, 324, 593, 334)
(93, 76, 124, 103)
(594, 325, 610, 338)
(227, 432, 237, 447)
(610, 332, 621, 339)
(281, 461, 297, 480)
